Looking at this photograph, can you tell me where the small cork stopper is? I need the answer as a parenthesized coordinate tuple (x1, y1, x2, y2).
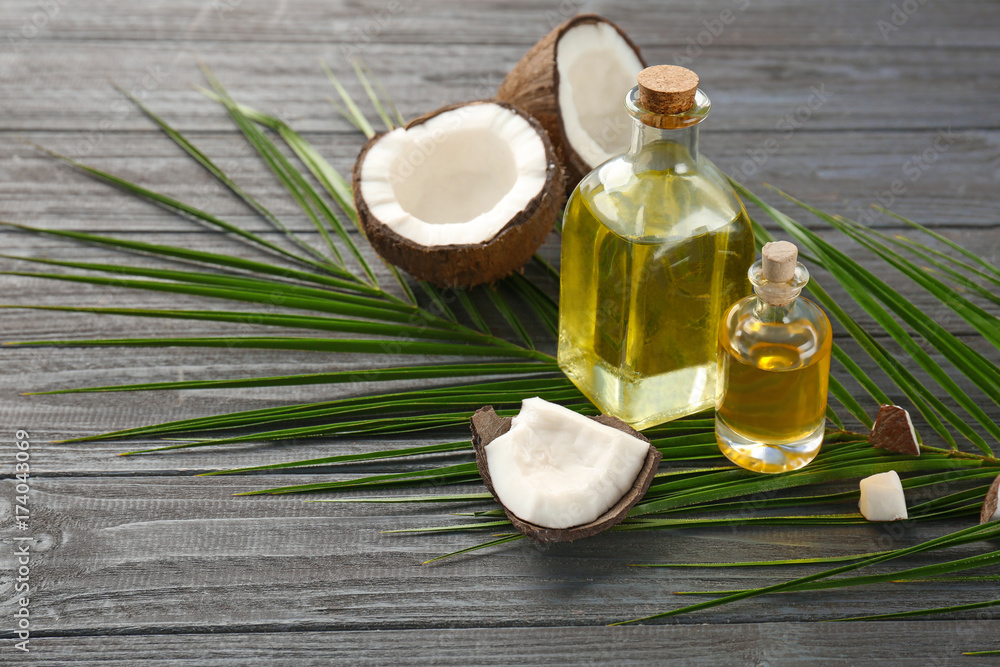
(762, 241, 798, 283)
(637, 65, 699, 116)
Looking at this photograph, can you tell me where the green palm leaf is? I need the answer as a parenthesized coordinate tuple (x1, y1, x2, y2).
(119, 88, 340, 269)
(5, 62, 1000, 627)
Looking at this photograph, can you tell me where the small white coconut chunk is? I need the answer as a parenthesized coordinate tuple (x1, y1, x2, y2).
(556, 21, 644, 168)
(859, 470, 908, 522)
(359, 103, 548, 246)
(485, 397, 649, 529)
(993, 506, 1000, 522)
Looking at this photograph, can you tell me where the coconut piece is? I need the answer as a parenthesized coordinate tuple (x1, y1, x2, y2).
(870, 404, 920, 456)
(353, 100, 564, 287)
(980, 474, 1000, 524)
(496, 14, 645, 192)
(470, 398, 660, 543)
(858, 470, 908, 521)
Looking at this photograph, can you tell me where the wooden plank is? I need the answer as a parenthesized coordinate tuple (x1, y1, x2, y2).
(0, 0, 998, 654)
(1, 226, 995, 324)
(0, 226, 996, 471)
(2, 339, 996, 473)
(2, 41, 998, 134)
(6, 622, 1000, 665)
(3, 129, 998, 232)
(0, 475, 995, 634)
(1, 0, 998, 48)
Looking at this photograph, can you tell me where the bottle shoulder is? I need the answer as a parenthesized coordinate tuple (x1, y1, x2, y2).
(725, 296, 831, 334)
(568, 153, 752, 243)
(722, 295, 833, 369)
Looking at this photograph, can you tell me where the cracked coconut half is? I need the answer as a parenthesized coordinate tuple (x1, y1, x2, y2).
(352, 100, 564, 287)
(471, 397, 661, 543)
(497, 14, 646, 191)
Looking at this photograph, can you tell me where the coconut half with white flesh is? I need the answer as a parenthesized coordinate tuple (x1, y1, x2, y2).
(496, 14, 646, 192)
(471, 398, 661, 543)
(352, 100, 564, 287)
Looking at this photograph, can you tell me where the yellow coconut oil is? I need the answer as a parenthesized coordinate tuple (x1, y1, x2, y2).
(558, 68, 755, 430)
(715, 242, 833, 473)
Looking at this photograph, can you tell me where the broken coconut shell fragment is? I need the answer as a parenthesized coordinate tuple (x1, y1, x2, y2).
(352, 100, 564, 287)
(496, 14, 645, 193)
(980, 474, 1000, 525)
(470, 401, 661, 543)
(870, 404, 920, 456)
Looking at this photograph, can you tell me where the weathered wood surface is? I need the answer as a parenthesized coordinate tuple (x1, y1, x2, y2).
(8, 622, 1000, 666)
(0, 0, 998, 664)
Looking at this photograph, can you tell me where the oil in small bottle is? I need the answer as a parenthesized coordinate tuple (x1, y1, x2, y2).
(716, 241, 832, 473)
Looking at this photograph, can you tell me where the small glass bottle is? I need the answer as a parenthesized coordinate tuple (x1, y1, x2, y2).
(716, 241, 833, 473)
(558, 65, 755, 430)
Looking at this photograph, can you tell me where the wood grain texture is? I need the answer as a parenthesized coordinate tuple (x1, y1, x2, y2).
(4, 622, 998, 666)
(4, 130, 999, 230)
(1, 0, 999, 663)
(0, 476, 994, 635)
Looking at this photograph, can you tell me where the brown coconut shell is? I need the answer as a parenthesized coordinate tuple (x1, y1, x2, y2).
(495, 13, 646, 194)
(980, 473, 1000, 525)
(352, 100, 564, 288)
(470, 405, 661, 543)
(870, 404, 920, 456)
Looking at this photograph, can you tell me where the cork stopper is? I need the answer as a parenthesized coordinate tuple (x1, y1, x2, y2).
(757, 241, 801, 307)
(637, 66, 699, 116)
(762, 241, 798, 283)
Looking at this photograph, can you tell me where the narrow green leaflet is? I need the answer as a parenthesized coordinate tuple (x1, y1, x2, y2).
(119, 89, 338, 269)
(831, 597, 1000, 622)
(612, 523, 1000, 625)
(203, 67, 349, 269)
(877, 206, 1000, 281)
(0, 222, 364, 292)
(27, 362, 559, 395)
(202, 440, 473, 476)
(486, 286, 535, 349)
(321, 61, 376, 138)
(737, 183, 966, 448)
(351, 59, 396, 132)
(6, 62, 1000, 628)
(421, 535, 525, 565)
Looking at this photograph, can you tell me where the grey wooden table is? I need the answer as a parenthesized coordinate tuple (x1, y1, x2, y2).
(1, 1, 999, 664)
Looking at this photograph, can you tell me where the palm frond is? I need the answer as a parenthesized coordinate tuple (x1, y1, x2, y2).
(612, 523, 1000, 625)
(5, 62, 1000, 627)
(120, 88, 337, 269)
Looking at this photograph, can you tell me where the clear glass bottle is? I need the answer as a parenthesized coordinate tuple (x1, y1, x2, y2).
(716, 241, 833, 473)
(558, 66, 755, 430)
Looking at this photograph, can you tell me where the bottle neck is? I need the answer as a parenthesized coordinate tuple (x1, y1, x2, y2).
(748, 259, 810, 323)
(628, 121, 699, 168)
(623, 85, 709, 171)
(753, 296, 797, 323)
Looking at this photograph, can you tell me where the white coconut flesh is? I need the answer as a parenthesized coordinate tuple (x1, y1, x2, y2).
(485, 397, 649, 530)
(358, 103, 549, 246)
(859, 470, 908, 522)
(557, 21, 644, 167)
